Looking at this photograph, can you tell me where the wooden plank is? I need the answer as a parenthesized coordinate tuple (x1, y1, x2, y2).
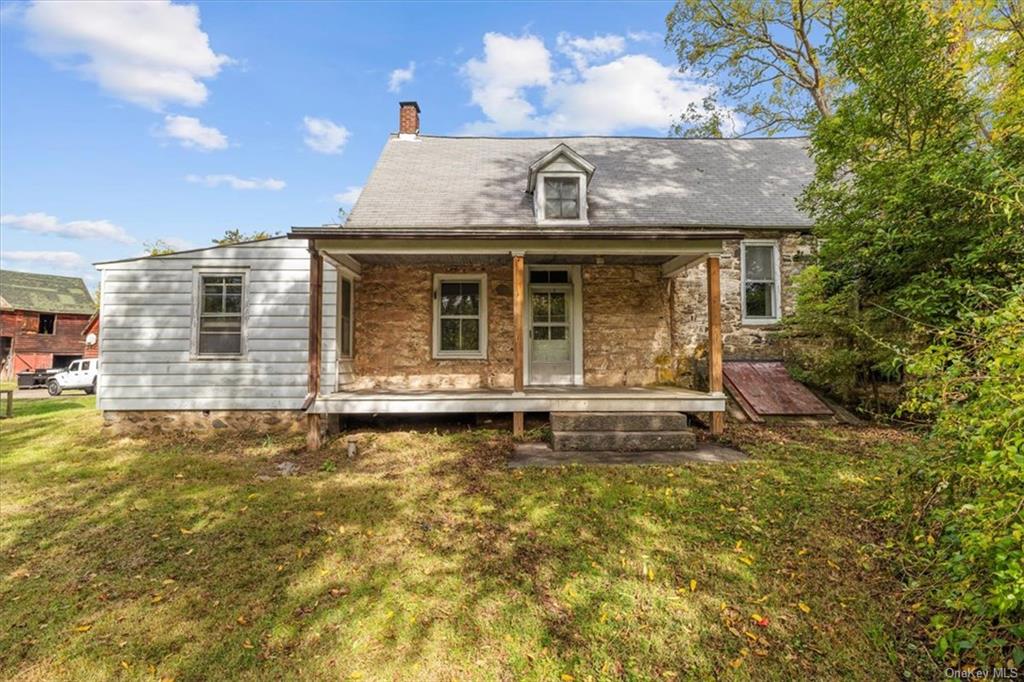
(513, 254, 525, 392)
(512, 411, 525, 436)
(723, 361, 832, 416)
(723, 373, 765, 424)
(306, 249, 324, 451)
(707, 256, 724, 435)
(660, 253, 705, 278)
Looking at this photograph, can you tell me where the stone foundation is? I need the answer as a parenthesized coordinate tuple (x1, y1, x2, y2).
(103, 410, 305, 436)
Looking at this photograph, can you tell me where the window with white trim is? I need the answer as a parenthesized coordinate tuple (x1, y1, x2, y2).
(741, 241, 781, 323)
(194, 271, 246, 357)
(433, 274, 487, 359)
(543, 177, 580, 219)
(339, 276, 353, 358)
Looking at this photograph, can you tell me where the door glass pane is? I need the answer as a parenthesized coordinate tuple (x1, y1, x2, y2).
(549, 293, 566, 322)
(548, 270, 569, 284)
(744, 245, 774, 280)
(532, 293, 549, 322)
(549, 326, 566, 340)
(533, 326, 549, 340)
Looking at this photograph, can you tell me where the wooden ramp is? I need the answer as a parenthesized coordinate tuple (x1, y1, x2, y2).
(723, 361, 832, 421)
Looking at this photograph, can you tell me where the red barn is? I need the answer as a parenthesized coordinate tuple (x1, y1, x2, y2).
(0, 269, 96, 381)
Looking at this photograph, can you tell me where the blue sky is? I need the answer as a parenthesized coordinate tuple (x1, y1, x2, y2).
(0, 1, 720, 286)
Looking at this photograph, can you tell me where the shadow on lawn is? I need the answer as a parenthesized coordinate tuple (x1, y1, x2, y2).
(1, 410, 922, 680)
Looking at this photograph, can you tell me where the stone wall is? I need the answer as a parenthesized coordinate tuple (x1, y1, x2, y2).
(350, 263, 514, 389)
(581, 264, 674, 386)
(103, 410, 305, 436)
(341, 238, 813, 392)
(670, 230, 816, 385)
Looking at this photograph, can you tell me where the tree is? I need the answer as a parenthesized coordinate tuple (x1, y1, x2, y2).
(212, 229, 279, 245)
(792, 0, 1023, 663)
(666, 0, 839, 136)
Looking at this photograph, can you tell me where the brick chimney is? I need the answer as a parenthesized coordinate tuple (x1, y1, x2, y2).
(398, 101, 420, 137)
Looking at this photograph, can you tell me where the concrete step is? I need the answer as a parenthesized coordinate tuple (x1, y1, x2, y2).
(551, 430, 696, 452)
(550, 411, 687, 432)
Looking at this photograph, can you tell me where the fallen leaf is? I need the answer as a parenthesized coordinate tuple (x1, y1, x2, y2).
(236, 616, 247, 625)
(798, 602, 811, 614)
(75, 625, 92, 633)
(242, 639, 254, 649)
(690, 579, 697, 592)
(179, 528, 193, 535)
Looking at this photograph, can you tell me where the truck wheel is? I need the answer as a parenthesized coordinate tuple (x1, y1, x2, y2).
(47, 380, 62, 397)
(84, 379, 96, 395)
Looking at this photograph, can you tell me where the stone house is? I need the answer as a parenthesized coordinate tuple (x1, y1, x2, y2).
(0, 269, 96, 381)
(95, 102, 814, 449)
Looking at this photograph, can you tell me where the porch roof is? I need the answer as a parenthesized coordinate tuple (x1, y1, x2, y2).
(289, 226, 744, 241)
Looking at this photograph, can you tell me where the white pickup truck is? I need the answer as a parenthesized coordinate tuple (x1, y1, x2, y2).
(46, 359, 99, 396)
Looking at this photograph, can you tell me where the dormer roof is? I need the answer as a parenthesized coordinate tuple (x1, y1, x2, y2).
(526, 143, 596, 193)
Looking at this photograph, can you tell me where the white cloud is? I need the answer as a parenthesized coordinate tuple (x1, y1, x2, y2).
(461, 32, 737, 136)
(462, 32, 553, 134)
(545, 55, 724, 135)
(161, 114, 228, 151)
(556, 32, 625, 70)
(303, 116, 350, 155)
(1, 212, 134, 244)
(1, 250, 86, 269)
(333, 186, 363, 206)
(185, 174, 286, 191)
(626, 30, 661, 43)
(22, 0, 230, 110)
(388, 61, 416, 93)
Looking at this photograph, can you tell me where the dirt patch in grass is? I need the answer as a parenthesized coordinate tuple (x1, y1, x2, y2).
(0, 398, 935, 680)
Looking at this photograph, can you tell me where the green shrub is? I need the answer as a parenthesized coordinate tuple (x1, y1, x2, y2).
(892, 290, 1024, 665)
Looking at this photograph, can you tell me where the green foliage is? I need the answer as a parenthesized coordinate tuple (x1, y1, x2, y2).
(212, 228, 278, 245)
(142, 239, 178, 256)
(791, 0, 1024, 407)
(789, 0, 1024, 664)
(666, 0, 838, 135)
(783, 265, 906, 407)
(890, 291, 1024, 665)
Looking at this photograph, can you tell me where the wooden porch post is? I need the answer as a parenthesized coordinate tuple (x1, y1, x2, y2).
(306, 247, 325, 451)
(512, 253, 525, 436)
(706, 255, 724, 436)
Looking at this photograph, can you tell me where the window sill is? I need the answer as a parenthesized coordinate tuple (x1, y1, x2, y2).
(433, 353, 488, 361)
(740, 319, 781, 328)
(535, 219, 589, 227)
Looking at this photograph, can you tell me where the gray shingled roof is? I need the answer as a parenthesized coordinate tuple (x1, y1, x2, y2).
(0, 269, 95, 314)
(345, 135, 813, 229)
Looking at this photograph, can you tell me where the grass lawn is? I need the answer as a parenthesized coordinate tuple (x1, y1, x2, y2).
(0, 397, 934, 680)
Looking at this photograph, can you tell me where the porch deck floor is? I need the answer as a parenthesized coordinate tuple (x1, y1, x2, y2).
(313, 385, 726, 415)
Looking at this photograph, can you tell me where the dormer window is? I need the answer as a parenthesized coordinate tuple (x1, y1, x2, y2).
(543, 177, 580, 219)
(527, 143, 595, 225)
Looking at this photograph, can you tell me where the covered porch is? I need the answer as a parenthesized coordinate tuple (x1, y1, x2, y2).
(291, 227, 736, 450)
